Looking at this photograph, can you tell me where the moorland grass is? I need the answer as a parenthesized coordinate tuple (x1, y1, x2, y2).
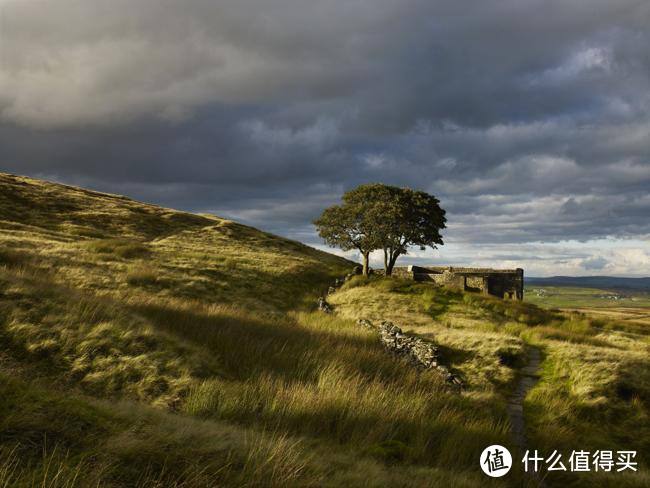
(86, 238, 150, 259)
(1, 173, 647, 487)
(330, 276, 649, 486)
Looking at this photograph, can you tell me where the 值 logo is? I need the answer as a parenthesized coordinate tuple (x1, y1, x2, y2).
(480, 445, 512, 477)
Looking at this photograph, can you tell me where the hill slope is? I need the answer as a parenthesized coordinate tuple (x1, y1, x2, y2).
(328, 277, 649, 487)
(0, 173, 352, 311)
(0, 173, 505, 487)
(1, 173, 647, 487)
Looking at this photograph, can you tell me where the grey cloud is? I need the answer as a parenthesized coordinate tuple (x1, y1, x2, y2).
(582, 256, 609, 270)
(0, 0, 649, 273)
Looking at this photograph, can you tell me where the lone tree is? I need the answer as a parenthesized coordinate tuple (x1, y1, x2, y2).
(313, 184, 387, 276)
(314, 184, 446, 276)
(377, 187, 446, 275)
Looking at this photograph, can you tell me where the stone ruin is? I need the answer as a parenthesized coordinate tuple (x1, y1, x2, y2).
(392, 265, 524, 300)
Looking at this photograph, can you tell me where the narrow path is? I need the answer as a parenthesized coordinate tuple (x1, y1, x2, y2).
(507, 346, 542, 453)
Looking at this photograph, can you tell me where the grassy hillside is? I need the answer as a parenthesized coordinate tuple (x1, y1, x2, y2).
(0, 173, 351, 311)
(1, 173, 647, 487)
(0, 173, 504, 487)
(330, 277, 649, 487)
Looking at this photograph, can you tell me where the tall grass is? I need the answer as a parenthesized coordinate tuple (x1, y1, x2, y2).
(126, 265, 160, 286)
(331, 277, 650, 485)
(0, 266, 513, 481)
(1, 173, 648, 487)
(0, 248, 33, 270)
(0, 445, 86, 488)
(240, 433, 312, 487)
(86, 238, 150, 259)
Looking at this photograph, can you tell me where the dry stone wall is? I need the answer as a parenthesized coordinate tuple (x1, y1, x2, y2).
(317, 268, 463, 391)
(316, 266, 361, 313)
(358, 319, 463, 390)
(317, 296, 332, 313)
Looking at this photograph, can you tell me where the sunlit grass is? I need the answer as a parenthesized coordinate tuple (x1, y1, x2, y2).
(330, 276, 649, 485)
(1, 173, 647, 487)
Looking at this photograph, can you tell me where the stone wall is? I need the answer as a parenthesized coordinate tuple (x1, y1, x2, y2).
(393, 265, 524, 300)
(357, 319, 462, 391)
(316, 270, 463, 391)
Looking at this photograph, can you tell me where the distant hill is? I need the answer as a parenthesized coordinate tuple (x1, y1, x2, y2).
(526, 275, 650, 291)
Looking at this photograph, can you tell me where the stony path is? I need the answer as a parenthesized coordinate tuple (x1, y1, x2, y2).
(507, 346, 542, 453)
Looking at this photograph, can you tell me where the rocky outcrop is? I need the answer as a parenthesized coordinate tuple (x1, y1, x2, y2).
(358, 318, 463, 391)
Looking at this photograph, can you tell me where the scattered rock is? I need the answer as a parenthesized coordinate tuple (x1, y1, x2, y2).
(326, 269, 358, 296)
(317, 297, 332, 313)
(356, 318, 374, 329)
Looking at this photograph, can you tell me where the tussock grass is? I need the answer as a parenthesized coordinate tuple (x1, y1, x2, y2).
(0, 268, 216, 406)
(86, 238, 150, 259)
(0, 374, 318, 487)
(126, 265, 160, 287)
(1, 173, 647, 486)
(240, 433, 311, 486)
(0, 372, 507, 487)
(0, 262, 514, 483)
(329, 277, 649, 485)
(0, 445, 87, 488)
(0, 248, 30, 268)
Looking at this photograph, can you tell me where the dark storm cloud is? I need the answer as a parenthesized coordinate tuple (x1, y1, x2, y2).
(1, 0, 649, 272)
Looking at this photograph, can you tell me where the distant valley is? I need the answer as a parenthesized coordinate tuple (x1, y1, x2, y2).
(526, 275, 650, 291)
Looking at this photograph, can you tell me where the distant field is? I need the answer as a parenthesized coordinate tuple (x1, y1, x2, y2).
(525, 285, 650, 309)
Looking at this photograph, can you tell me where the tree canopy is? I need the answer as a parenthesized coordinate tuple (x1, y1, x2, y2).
(314, 184, 446, 276)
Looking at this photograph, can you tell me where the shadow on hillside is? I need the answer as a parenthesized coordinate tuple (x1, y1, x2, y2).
(127, 300, 409, 386)
(424, 293, 457, 319)
(435, 343, 474, 368)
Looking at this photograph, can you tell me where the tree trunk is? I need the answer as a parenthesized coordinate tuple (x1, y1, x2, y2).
(383, 248, 390, 275)
(386, 250, 401, 276)
(362, 251, 370, 277)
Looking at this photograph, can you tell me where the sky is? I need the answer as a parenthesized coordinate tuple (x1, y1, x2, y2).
(1, 0, 649, 276)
